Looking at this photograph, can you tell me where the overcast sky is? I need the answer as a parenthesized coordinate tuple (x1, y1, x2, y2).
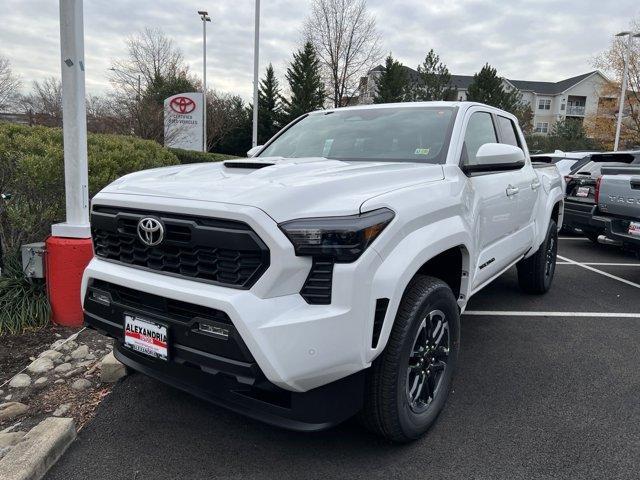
(1, 0, 639, 100)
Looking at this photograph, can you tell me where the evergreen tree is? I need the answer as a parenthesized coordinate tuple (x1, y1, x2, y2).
(258, 64, 282, 144)
(373, 54, 409, 104)
(410, 49, 455, 101)
(281, 42, 325, 123)
(466, 63, 522, 113)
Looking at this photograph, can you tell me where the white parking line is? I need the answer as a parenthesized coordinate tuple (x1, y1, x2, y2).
(557, 255, 640, 289)
(465, 311, 640, 318)
(557, 262, 640, 267)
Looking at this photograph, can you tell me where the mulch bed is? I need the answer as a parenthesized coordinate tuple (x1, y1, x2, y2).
(1, 327, 116, 433)
(0, 325, 76, 382)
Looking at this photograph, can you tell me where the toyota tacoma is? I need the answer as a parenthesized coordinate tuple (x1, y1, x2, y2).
(596, 165, 640, 254)
(82, 102, 564, 442)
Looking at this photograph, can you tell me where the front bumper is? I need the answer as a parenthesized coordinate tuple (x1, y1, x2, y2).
(83, 275, 368, 430)
(110, 340, 364, 431)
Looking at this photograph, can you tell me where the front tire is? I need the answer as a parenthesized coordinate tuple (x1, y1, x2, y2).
(517, 219, 558, 294)
(359, 276, 460, 443)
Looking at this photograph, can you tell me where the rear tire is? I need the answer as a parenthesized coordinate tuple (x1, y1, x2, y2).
(585, 231, 600, 244)
(517, 219, 558, 294)
(359, 276, 460, 443)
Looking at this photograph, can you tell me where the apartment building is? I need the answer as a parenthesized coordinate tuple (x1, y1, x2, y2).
(357, 67, 613, 135)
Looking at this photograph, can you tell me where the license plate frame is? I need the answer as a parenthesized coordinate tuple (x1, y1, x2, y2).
(629, 221, 640, 237)
(576, 186, 590, 198)
(123, 314, 169, 361)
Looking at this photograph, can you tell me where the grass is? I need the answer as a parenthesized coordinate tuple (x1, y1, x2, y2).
(0, 252, 50, 336)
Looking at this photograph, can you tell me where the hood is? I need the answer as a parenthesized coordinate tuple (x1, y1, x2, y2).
(101, 157, 444, 222)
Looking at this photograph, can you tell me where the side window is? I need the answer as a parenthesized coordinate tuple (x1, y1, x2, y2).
(497, 115, 521, 148)
(461, 112, 497, 166)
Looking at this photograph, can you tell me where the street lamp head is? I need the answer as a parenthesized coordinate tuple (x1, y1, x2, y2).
(205, 16, 212, 22)
(633, 33, 640, 38)
(198, 10, 208, 15)
(616, 31, 631, 37)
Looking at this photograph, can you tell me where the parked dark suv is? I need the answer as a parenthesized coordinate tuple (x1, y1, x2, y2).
(564, 151, 640, 243)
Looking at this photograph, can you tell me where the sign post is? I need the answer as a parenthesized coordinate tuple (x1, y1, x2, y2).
(46, 0, 94, 327)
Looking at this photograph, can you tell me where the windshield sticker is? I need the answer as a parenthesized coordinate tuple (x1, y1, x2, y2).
(322, 139, 334, 157)
(414, 148, 430, 155)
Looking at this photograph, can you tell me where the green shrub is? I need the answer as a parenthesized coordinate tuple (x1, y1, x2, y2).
(0, 123, 179, 253)
(0, 252, 50, 335)
(169, 147, 238, 164)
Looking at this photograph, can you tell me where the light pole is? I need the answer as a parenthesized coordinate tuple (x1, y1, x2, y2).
(48, 0, 94, 327)
(108, 67, 141, 99)
(613, 31, 640, 151)
(54, 0, 90, 239)
(252, 0, 260, 147)
(198, 10, 211, 152)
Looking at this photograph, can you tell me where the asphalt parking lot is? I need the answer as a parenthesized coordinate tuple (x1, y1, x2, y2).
(47, 237, 640, 480)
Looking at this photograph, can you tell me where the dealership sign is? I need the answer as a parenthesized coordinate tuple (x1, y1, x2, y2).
(164, 92, 204, 151)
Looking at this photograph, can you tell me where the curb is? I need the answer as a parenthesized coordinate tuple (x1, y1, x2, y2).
(0, 417, 76, 480)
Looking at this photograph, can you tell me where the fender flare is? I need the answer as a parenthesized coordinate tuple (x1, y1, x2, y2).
(528, 186, 564, 258)
(366, 215, 472, 363)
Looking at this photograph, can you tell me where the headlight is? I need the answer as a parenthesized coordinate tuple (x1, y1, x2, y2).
(279, 208, 395, 263)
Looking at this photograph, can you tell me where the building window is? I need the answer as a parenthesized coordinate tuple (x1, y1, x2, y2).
(538, 99, 551, 110)
(535, 122, 549, 133)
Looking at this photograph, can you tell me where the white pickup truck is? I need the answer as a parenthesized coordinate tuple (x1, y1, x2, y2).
(82, 102, 564, 442)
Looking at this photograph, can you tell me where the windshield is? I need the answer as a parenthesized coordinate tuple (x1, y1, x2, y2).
(258, 106, 456, 163)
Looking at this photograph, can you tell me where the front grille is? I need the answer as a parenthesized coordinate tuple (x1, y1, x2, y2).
(91, 206, 270, 289)
(300, 258, 334, 305)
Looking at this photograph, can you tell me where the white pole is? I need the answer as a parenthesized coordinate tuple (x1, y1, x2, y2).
(252, 0, 260, 147)
(614, 33, 632, 152)
(202, 17, 207, 152)
(52, 0, 90, 238)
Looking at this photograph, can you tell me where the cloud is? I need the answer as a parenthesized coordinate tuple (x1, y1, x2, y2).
(1, 0, 639, 101)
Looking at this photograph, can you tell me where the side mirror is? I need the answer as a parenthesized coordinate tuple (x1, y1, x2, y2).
(464, 143, 525, 173)
(246, 145, 263, 158)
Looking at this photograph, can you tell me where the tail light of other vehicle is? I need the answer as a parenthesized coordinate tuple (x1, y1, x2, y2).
(594, 177, 602, 205)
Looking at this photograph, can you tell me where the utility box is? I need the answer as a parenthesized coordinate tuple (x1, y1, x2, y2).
(21, 242, 46, 279)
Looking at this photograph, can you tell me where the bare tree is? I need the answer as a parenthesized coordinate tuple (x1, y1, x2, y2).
(591, 17, 640, 148)
(20, 77, 63, 127)
(304, 0, 382, 107)
(111, 27, 185, 90)
(109, 27, 197, 144)
(0, 56, 21, 111)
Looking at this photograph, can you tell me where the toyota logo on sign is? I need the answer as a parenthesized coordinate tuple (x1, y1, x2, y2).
(169, 96, 196, 114)
(137, 218, 165, 247)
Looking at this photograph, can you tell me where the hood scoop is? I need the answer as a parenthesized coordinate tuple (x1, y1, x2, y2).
(223, 160, 275, 169)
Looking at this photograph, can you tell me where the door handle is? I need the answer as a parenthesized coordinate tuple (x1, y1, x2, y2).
(506, 185, 520, 197)
(531, 180, 541, 191)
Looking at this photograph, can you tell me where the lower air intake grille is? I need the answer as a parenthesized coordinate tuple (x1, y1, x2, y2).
(91, 279, 231, 325)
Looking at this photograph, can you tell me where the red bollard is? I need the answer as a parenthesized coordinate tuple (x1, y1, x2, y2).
(45, 236, 93, 327)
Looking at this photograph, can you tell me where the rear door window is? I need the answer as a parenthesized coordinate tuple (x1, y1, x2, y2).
(496, 116, 521, 148)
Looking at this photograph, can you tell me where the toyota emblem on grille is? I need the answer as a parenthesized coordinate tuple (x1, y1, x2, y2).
(137, 217, 164, 247)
